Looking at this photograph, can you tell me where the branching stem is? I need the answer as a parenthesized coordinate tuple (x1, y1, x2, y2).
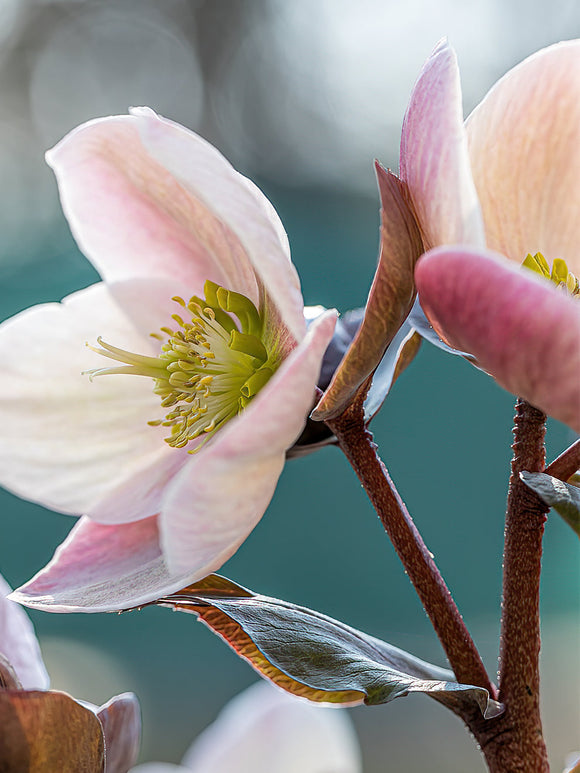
(328, 394, 557, 771)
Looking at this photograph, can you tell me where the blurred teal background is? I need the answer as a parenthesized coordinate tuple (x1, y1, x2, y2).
(0, 2, 578, 771)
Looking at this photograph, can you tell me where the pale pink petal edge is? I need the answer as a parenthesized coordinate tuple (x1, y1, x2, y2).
(96, 692, 141, 773)
(0, 575, 50, 688)
(400, 39, 485, 250)
(9, 516, 198, 613)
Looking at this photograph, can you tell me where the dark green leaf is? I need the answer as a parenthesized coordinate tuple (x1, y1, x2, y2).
(154, 575, 502, 720)
(520, 471, 580, 536)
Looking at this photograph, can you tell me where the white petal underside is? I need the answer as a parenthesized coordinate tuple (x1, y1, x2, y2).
(0, 281, 186, 515)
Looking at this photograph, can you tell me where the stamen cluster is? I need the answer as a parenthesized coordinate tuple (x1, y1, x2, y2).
(523, 252, 579, 297)
(86, 281, 279, 451)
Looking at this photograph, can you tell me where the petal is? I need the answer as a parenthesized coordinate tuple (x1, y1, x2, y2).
(87, 451, 187, 525)
(183, 681, 362, 773)
(47, 115, 259, 306)
(466, 40, 580, 273)
(10, 516, 200, 613)
(313, 166, 422, 421)
(160, 311, 337, 575)
(96, 693, 141, 773)
(416, 247, 580, 431)
(0, 281, 186, 516)
(0, 575, 49, 689)
(400, 39, 485, 250)
(131, 108, 306, 341)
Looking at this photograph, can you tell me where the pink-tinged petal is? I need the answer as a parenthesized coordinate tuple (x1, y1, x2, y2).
(48, 115, 258, 304)
(416, 247, 580, 431)
(10, 516, 200, 613)
(183, 681, 362, 773)
(0, 280, 191, 517)
(313, 166, 422, 421)
(131, 108, 306, 341)
(0, 575, 49, 689)
(466, 41, 580, 273)
(400, 40, 485, 250)
(160, 311, 337, 575)
(96, 693, 141, 773)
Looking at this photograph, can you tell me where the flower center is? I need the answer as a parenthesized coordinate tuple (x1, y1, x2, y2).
(522, 252, 579, 297)
(86, 281, 280, 451)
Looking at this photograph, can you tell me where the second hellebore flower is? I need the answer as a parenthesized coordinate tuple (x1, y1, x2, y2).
(398, 39, 580, 429)
(313, 40, 580, 431)
(0, 108, 336, 611)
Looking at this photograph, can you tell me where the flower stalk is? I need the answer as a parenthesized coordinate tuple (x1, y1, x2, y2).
(326, 391, 495, 697)
(494, 398, 549, 771)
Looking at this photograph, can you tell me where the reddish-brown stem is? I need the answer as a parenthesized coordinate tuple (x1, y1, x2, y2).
(545, 438, 580, 481)
(470, 399, 550, 772)
(327, 398, 495, 697)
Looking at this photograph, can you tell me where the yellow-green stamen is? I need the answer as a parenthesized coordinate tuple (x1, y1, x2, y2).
(85, 281, 281, 452)
(522, 252, 579, 296)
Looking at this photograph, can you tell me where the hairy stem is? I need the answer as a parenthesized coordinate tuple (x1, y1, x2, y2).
(470, 399, 550, 772)
(327, 397, 495, 696)
(496, 399, 549, 769)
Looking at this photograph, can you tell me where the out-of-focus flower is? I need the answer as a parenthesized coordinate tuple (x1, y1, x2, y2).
(129, 681, 361, 773)
(0, 108, 336, 612)
(406, 40, 580, 428)
(0, 573, 140, 772)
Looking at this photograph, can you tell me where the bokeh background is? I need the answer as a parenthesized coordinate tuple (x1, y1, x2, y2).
(0, 1, 578, 770)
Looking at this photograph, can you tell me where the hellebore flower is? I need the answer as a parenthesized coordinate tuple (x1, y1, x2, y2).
(0, 573, 141, 772)
(129, 681, 361, 773)
(0, 108, 336, 612)
(397, 38, 580, 429)
(313, 36, 492, 424)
